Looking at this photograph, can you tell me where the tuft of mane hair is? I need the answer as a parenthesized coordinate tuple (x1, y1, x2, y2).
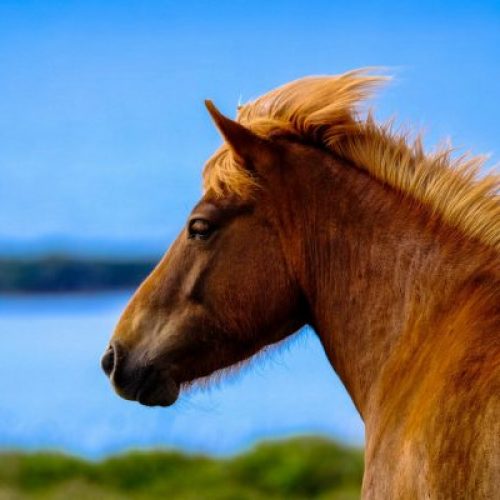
(203, 69, 500, 250)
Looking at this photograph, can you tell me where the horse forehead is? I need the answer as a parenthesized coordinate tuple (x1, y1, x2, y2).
(192, 195, 256, 218)
(191, 199, 222, 217)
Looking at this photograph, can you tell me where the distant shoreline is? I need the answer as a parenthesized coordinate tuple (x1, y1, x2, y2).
(0, 256, 158, 293)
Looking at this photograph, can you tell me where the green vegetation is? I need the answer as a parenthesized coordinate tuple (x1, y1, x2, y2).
(0, 438, 363, 499)
(0, 257, 157, 293)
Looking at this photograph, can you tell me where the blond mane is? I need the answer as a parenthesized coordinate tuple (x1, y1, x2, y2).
(203, 69, 500, 250)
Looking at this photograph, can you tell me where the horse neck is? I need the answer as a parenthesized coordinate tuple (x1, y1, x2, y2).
(277, 147, 497, 419)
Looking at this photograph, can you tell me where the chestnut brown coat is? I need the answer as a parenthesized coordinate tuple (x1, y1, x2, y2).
(103, 70, 500, 499)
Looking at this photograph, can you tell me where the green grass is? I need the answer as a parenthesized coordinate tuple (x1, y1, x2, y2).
(0, 437, 363, 499)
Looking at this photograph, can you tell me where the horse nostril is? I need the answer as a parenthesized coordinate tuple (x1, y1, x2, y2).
(101, 344, 116, 377)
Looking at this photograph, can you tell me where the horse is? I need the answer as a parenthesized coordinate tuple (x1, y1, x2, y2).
(101, 69, 499, 498)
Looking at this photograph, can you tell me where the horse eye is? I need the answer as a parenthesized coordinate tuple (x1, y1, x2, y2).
(188, 218, 214, 240)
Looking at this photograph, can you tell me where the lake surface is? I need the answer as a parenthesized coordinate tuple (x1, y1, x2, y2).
(0, 292, 363, 458)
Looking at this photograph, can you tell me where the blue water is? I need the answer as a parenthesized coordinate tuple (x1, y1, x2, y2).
(0, 292, 363, 458)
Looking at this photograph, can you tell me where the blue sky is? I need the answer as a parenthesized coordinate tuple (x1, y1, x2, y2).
(1, 0, 499, 256)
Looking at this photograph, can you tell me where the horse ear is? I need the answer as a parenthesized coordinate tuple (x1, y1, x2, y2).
(204, 100, 273, 167)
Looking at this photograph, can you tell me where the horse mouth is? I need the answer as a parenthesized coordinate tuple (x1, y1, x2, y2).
(112, 365, 180, 407)
(135, 371, 180, 407)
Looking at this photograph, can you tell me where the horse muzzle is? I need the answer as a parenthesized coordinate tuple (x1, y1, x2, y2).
(101, 341, 180, 407)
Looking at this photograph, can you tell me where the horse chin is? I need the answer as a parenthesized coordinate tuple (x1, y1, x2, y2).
(135, 372, 180, 407)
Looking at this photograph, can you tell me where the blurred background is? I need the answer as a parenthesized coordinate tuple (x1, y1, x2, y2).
(0, 0, 498, 498)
